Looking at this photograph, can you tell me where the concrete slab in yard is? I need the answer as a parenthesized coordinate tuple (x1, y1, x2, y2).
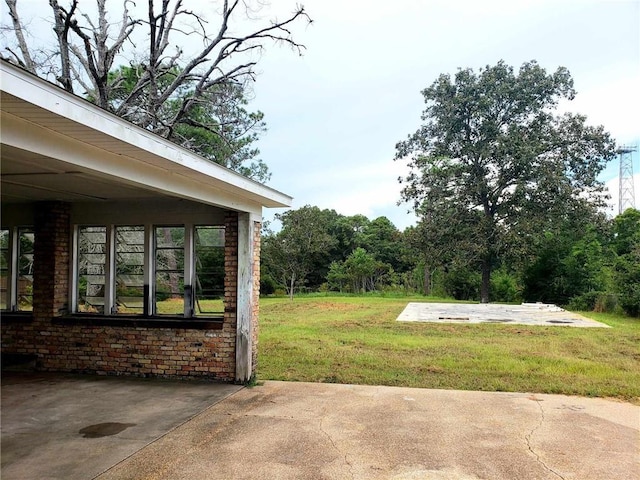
(397, 302, 610, 327)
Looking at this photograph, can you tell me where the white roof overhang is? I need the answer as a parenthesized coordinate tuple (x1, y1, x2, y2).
(0, 60, 292, 215)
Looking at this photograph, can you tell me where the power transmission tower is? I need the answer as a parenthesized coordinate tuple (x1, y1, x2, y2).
(618, 145, 636, 214)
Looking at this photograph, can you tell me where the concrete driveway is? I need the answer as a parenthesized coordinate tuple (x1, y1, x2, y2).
(2, 375, 638, 480)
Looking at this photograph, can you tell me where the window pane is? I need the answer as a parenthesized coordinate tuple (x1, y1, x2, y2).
(17, 228, 34, 311)
(194, 226, 225, 315)
(0, 229, 8, 310)
(77, 226, 106, 314)
(115, 226, 144, 314)
(155, 226, 184, 315)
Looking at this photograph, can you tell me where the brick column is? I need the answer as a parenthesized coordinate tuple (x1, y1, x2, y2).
(251, 220, 261, 373)
(224, 211, 238, 321)
(33, 202, 71, 321)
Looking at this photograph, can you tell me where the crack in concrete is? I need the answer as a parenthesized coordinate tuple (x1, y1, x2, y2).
(319, 416, 355, 479)
(525, 399, 566, 480)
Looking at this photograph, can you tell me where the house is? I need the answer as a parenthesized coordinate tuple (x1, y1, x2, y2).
(0, 60, 291, 382)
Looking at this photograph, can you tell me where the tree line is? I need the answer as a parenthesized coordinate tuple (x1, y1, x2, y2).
(261, 206, 640, 317)
(262, 60, 638, 317)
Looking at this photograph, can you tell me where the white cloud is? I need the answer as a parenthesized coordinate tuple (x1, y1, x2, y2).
(255, 0, 640, 230)
(5, 0, 637, 228)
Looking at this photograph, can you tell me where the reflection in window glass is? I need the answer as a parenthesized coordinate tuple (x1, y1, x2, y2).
(195, 226, 225, 315)
(77, 226, 106, 314)
(0, 230, 8, 310)
(116, 226, 144, 314)
(17, 228, 34, 311)
(155, 226, 184, 315)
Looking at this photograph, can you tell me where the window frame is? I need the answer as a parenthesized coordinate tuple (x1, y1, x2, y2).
(193, 225, 226, 316)
(0, 226, 35, 313)
(114, 225, 146, 315)
(70, 223, 224, 320)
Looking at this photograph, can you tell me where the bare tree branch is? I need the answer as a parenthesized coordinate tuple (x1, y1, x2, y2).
(3, 0, 310, 182)
(4, 0, 36, 71)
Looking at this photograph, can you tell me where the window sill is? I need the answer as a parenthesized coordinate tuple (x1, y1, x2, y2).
(0, 312, 34, 323)
(52, 315, 224, 330)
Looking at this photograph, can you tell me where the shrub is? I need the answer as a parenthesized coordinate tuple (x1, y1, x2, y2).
(614, 250, 640, 317)
(260, 274, 278, 296)
(490, 269, 522, 303)
(567, 291, 618, 313)
(442, 267, 480, 301)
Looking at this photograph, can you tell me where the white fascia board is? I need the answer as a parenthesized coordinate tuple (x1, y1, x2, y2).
(2, 112, 262, 216)
(0, 61, 292, 209)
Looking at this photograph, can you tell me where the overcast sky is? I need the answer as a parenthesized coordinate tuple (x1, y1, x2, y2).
(249, 0, 640, 230)
(2, 1, 638, 230)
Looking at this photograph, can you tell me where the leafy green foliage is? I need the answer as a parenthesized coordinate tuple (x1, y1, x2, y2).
(490, 268, 522, 303)
(105, 65, 269, 182)
(612, 209, 640, 316)
(522, 221, 612, 306)
(261, 206, 337, 299)
(260, 204, 636, 316)
(442, 266, 481, 301)
(262, 208, 412, 296)
(395, 60, 616, 302)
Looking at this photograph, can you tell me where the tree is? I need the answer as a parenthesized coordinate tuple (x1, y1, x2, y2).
(612, 209, 640, 317)
(343, 247, 382, 293)
(360, 217, 407, 272)
(261, 206, 336, 300)
(405, 204, 482, 296)
(2, 0, 311, 181)
(107, 64, 269, 180)
(613, 208, 640, 257)
(395, 60, 616, 303)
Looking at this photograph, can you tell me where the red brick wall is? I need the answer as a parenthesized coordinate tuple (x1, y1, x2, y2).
(1, 206, 243, 382)
(34, 325, 237, 379)
(33, 201, 70, 318)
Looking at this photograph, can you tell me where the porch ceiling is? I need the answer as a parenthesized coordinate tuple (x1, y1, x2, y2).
(1, 144, 165, 203)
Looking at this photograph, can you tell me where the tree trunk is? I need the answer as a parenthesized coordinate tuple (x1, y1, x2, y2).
(480, 259, 491, 304)
(423, 266, 431, 296)
(289, 273, 295, 301)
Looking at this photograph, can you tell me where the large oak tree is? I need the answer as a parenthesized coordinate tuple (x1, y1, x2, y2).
(395, 60, 616, 303)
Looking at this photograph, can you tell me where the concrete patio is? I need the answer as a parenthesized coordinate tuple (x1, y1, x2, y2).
(2, 373, 638, 479)
(1, 372, 241, 479)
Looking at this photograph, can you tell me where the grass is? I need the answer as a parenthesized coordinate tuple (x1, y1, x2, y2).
(257, 296, 640, 403)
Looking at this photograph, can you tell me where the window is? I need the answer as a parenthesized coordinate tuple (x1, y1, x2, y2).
(154, 226, 185, 315)
(0, 229, 8, 310)
(194, 226, 225, 315)
(16, 228, 34, 311)
(72, 224, 224, 318)
(115, 226, 145, 314)
(77, 226, 107, 314)
(1, 227, 35, 312)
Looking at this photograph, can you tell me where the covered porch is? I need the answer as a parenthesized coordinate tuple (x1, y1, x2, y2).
(0, 60, 291, 382)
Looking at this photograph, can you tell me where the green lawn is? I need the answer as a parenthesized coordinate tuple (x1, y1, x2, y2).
(257, 296, 640, 403)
